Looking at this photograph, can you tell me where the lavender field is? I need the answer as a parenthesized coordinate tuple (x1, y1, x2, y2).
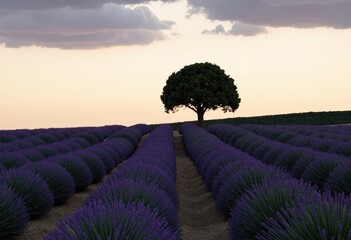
(1, 123, 351, 239)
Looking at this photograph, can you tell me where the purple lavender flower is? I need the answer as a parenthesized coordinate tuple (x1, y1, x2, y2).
(274, 148, 306, 171)
(275, 132, 299, 143)
(33, 145, 60, 158)
(35, 133, 59, 144)
(0, 133, 18, 143)
(0, 169, 54, 218)
(12, 140, 35, 149)
(291, 151, 320, 179)
(261, 145, 286, 164)
(0, 184, 29, 238)
(216, 165, 292, 217)
(109, 130, 139, 147)
(43, 201, 177, 240)
(311, 139, 339, 152)
(60, 139, 82, 151)
(86, 148, 115, 173)
(102, 138, 135, 165)
(329, 142, 351, 157)
(73, 150, 106, 183)
(106, 163, 178, 204)
(259, 192, 351, 240)
(0, 152, 30, 169)
(325, 161, 351, 194)
(130, 152, 176, 181)
(203, 151, 243, 189)
(23, 162, 75, 205)
(49, 142, 73, 154)
(287, 136, 316, 147)
(24, 136, 46, 146)
(19, 149, 45, 162)
(252, 143, 273, 160)
(49, 154, 93, 192)
(0, 143, 19, 153)
(85, 178, 179, 231)
(70, 137, 91, 148)
(0, 163, 5, 172)
(72, 132, 99, 145)
(212, 160, 257, 199)
(229, 179, 319, 239)
(301, 156, 342, 189)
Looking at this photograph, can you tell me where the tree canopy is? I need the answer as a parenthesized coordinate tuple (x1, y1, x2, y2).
(160, 62, 241, 127)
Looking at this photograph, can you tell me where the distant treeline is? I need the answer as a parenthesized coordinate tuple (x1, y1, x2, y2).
(151, 110, 351, 130)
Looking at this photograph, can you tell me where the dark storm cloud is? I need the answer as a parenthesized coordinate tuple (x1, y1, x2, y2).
(188, 0, 351, 29)
(0, 3, 174, 49)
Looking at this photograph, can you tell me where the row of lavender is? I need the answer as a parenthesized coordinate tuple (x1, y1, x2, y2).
(208, 124, 351, 194)
(278, 125, 351, 141)
(0, 125, 125, 154)
(0, 125, 135, 170)
(0, 124, 150, 238)
(241, 124, 351, 157)
(180, 123, 351, 239)
(44, 124, 180, 239)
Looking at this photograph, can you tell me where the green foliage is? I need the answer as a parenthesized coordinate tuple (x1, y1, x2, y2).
(160, 62, 240, 126)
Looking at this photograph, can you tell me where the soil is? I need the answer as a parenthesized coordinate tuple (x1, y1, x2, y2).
(14, 132, 229, 240)
(174, 132, 229, 240)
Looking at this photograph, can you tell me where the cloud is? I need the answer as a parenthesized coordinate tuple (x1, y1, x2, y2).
(188, 0, 351, 29)
(202, 23, 267, 36)
(0, 3, 174, 49)
(229, 22, 268, 36)
(202, 24, 227, 35)
(0, 30, 165, 49)
(261, 0, 347, 7)
(0, 0, 177, 10)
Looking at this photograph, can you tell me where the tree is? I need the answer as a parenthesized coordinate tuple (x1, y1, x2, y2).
(160, 62, 241, 127)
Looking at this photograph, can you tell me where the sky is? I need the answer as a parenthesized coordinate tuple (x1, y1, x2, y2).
(0, 0, 350, 129)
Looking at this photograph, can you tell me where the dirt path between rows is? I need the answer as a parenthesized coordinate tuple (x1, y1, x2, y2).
(15, 132, 228, 239)
(174, 132, 229, 240)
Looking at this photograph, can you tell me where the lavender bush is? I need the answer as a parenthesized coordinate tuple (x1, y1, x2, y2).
(73, 150, 106, 183)
(259, 193, 351, 240)
(229, 179, 319, 239)
(43, 201, 177, 240)
(24, 162, 75, 205)
(0, 184, 29, 238)
(217, 166, 291, 217)
(0, 152, 30, 169)
(0, 169, 54, 218)
(85, 178, 178, 231)
(49, 154, 93, 192)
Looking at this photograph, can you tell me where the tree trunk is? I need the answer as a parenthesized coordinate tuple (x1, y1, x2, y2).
(197, 110, 204, 128)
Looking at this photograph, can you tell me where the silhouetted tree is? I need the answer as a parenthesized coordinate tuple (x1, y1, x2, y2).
(161, 62, 241, 127)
